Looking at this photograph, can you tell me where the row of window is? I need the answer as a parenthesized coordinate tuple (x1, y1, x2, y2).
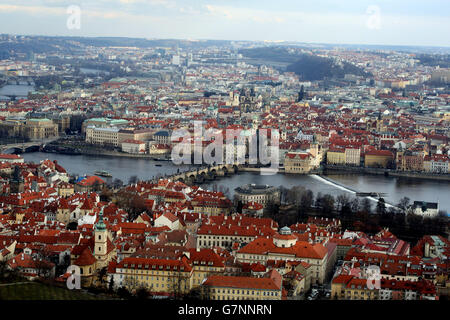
(211, 288, 279, 296)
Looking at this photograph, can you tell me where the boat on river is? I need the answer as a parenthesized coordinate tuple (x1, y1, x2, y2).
(94, 170, 112, 177)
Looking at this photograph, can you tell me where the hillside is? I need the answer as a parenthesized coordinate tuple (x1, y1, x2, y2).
(286, 54, 371, 81)
(239, 47, 372, 81)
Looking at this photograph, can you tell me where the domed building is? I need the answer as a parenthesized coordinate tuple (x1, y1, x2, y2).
(236, 226, 329, 285)
(273, 227, 297, 248)
(234, 184, 280, 208)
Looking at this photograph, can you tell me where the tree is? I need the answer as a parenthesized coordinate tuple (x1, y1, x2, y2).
(235, 200, 243, 214)
(350, 198, 360, 214)
(316, 193, 335, 217)
(128, 175, 138, 185)
(361, 198, 372, 214)
(67, 221, 78, 230)
(168, 269, 187, 300)
(315, 192, 323, 209)
(279, 186, 289, 204)
(135, 287, 151, 300)
(397, 197, 410, 212)
(34, 247, 55, 280)
(108, 277, 115, 292)
(336, 194, 350, 213)
(218, 185, 230, 199)
(376, 198, 387, 215)
(112, 178, 123, 189)
(115, 190, 147, 221)
(117, 286, 132, 299)
(0, 260, 20, 282)
(298, 189, 314, 218)
(0, 260, 9, 281)
(100, 187, 113, 202)
(265, 200, 280, 219)
(287, 186, 306, 205)
(97, 266, 108, 288)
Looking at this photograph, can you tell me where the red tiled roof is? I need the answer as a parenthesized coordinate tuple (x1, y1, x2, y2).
(74, 247, 96, 266)
(203, 275, 280, 290)
(238, 237, 328, 259)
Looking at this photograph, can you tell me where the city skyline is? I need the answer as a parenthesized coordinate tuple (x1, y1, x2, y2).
(1, 0, 450, 47)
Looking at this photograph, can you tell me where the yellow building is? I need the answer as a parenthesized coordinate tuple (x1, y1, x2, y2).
(364, 150, 394, 168)
(284, 152, 316, 173)
(189, 248, 226, 288)
(118, 128, 154, 144)
(85, 126, 120, 147)
(331, 275, 378, 300)
(57, 182, 74, 197)
(345, 148, 361, 166)
(202, 274, 282, 300)
(327, 148, 346, 165)
(24, 119, 58, 140)
(111, 256, 194, 294)
(0, 118, 58, 140)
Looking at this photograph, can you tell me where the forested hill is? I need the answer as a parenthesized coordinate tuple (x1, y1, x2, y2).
(239, 47, 372, 81)
(286, 54, 372, 81)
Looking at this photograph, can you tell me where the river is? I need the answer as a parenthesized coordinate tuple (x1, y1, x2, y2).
(0, 84, 35, 99)
(23, 152, 450, 213)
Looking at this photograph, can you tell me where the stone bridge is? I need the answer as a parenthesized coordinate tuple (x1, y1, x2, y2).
(0, 138, 58, 153)
(164, 163, 243, 185)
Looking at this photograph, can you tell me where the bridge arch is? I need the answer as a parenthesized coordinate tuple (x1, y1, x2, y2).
(2, 147, 23, 154)
(208, 169, 217, 180)
(197, 172, 207, 183)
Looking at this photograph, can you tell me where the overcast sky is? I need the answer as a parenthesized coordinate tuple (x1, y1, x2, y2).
(1, 0, 449, 47)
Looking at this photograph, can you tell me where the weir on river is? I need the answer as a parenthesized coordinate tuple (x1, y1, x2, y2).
(311, 174, 399, 209)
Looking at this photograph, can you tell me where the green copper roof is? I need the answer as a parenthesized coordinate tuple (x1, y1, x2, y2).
(28, 118, 51, 122)
(95, 207, 106, 231)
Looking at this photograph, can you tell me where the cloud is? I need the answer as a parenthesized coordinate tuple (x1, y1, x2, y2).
(0, 1, 448, 46)
(0, 4, 66, 15)
(204, 5, 290, 24)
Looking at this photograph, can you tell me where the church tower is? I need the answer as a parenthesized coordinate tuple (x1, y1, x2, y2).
(94, 208, 108, 269)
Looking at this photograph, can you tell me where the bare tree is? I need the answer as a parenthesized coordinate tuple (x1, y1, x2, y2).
(97, 266, 108, 288)
(397, 197, 410, 212)
(128, 175, 138, 185)
(34, 247, 55, 280)
(167, 269, 188, 300)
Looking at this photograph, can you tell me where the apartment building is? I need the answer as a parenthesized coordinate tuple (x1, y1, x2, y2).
(85, 126, 120, 147)
(202, 274, 282, 300)
(110, 256, 194, 294)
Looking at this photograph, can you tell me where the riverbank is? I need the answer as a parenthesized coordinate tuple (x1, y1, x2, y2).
(323, 165, 450, 182)
(44, 148, 450, 181)
(43, 148, 170, 161)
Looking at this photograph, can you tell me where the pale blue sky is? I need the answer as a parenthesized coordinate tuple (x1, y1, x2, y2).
(1, 0, 449, 47)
